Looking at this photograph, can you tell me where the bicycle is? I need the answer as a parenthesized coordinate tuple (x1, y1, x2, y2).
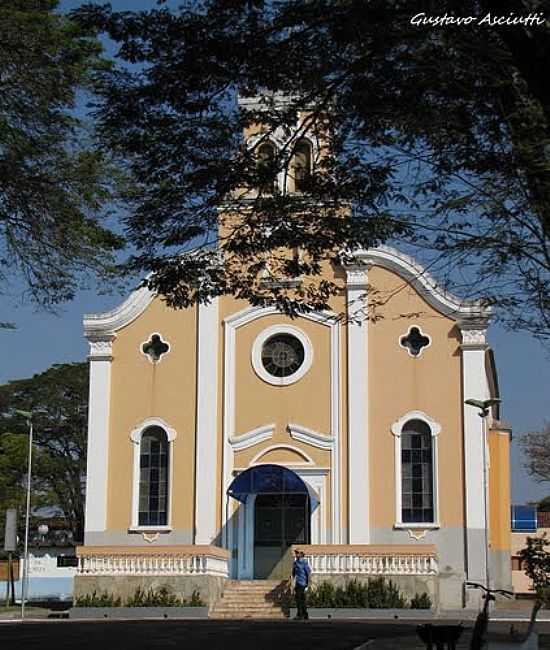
(416, 582, 515, 650)
(466, 582, 515, 650)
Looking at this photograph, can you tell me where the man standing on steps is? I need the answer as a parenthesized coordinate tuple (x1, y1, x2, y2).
(292, 549, 311, 620)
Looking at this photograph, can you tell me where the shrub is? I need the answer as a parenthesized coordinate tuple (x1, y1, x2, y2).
(74, 591, 122, 607)
(272, 578, 432, 610)
(126, 586, 180, 607)
(74, 586, 205, 607)
(188, 589, 204, 607)
(410, 592, 432, 609)
(365, 577, 407, 608)
(304, 578, 408, 608)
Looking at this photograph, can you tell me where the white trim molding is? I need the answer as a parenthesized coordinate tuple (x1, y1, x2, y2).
(398, 324, 432, 358)
(346, 267, 370, 544)
(130, 417, 178, 443)
(129, 417, 178, 531)
(140, 331, 171, 364)
(295, 469, 328, 546)
(83, 284, 155, 543)
(195, 299, 220, 545)
(235, 468, 328, 579)
(84, 335, 115, 542)
(229, 424, 275, 451)
(459, 319, 490, 584)
(88, 335, 115, 362)
(391, 411, 441, 530)
(251, 324, 313, 386)
(350, 246, 492, 321)
(459, 319, 490, 351)
(84, 285, 155, 337)
(223, 305, 342, 547)
(250, 444, 314, 466)
(288, 423, 334, 450)
(128, 525, 173, 534)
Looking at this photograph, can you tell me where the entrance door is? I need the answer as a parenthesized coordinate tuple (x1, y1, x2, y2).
(254, 493, 310, 579)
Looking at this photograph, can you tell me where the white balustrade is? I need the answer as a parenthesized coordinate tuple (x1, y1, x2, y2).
(305, 551, 438, 576)
(77, 549, 229, 578)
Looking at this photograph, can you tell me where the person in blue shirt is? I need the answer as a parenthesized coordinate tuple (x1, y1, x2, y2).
(291, 549, 311, 620)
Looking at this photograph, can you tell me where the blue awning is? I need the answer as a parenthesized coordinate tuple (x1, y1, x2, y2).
(227, 464, 319, 510)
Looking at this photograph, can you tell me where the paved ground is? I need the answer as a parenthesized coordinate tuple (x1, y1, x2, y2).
(1, 620, 550, 650)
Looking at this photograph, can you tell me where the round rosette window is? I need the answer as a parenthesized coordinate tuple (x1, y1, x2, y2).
(262, 333, 304, 377)
(252, 325, 313, 386)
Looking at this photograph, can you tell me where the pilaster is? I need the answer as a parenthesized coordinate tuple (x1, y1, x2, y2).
(194, 299, 220, 544)
(346, 267, 370, 543)
(459, 319, 490, 585)
(84, 334, 115, 542)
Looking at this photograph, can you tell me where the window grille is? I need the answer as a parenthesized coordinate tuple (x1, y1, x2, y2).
(401, 419, 434, 523)
(138, 426, 169, 526)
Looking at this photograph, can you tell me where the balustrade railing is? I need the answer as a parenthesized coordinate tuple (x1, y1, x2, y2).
(294, 545, 438, 576)
(76, 545, 230, 578)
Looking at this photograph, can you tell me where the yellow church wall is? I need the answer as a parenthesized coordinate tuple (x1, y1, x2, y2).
(244, 447, 314, 465)
(106, 298, 198, 533)
(234, 443, 330, 469)
(488, 429, 511, 551)
(217, 295, 250, 532)
(367, 266, 464, 530)
(233, 314, 331, 438)
(218, 287, 347, 538)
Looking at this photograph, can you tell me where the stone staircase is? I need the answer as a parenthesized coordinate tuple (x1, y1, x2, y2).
(209, 580, 288, 619)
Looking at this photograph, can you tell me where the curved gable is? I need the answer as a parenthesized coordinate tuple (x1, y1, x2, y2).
(351, 246, 491, 324)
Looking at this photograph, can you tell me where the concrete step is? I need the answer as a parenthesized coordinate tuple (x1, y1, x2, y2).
(210, 580, 288, 620)
(221, 592, 278, 598)
(224, 585, 281, 589)
(208, 613, 286, 621)
(210, 612, 287, 619)
(210, 607, 282, 615)
(226, 580, 281, 585)
(218, 598, 279, 608)
(218, 598, 277, 604)
(212, 604, 283, 611)
(219, 589, 282, 600)
(221, 588, 285, 595)
(214, 598, 282, 604)
(219, 591, 280, 597)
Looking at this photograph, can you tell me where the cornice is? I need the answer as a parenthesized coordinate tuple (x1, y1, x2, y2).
(225, 304, 338, 329)
(348, 246, 491, 322)
(391, 410, 442, 438)
(83, 285, 155, 339)
(345, 267, 369, 290)
(87, 334, 116, 361)
(130, 417, 177, 443)
(288, 423, 334, 450)
(229, 424, 275, 451)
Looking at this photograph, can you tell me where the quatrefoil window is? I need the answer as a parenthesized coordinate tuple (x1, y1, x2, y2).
(399, 326, 431, 358)
(142, 333, 170, 362)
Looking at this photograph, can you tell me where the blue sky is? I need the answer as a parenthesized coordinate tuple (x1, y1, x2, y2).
(1, 0, 549, 506)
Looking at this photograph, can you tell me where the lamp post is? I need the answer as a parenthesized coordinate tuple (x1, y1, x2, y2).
(14, 409, 33, 621)
(464, 398, 501, 592)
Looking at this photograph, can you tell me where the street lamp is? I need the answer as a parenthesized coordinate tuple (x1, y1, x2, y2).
(14, 409, 33, 621)
(464, 397, 501, 592)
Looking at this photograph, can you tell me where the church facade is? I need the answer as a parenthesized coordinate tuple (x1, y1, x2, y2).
(76, 106, 512, 610)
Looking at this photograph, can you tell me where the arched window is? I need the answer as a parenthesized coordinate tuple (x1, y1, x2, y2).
(256, 141, 278, 193)
(401, 419, 434, 523)
(293, 139, 312, 192)
(391, 411, 440, 528)
(138, 426, 169, 526)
